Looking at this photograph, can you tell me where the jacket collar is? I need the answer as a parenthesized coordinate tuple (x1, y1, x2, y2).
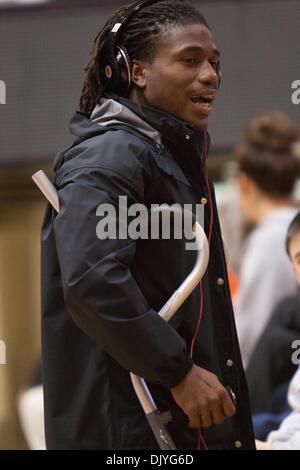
(112, 94, 206, 153)
(111, 95, 209, 189)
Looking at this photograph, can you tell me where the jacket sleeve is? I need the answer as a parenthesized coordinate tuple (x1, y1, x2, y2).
(53, 160, 193, 389)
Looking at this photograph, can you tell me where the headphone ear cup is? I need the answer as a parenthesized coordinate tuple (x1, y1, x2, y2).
(104, 46, 132, 96)
(104, 59, 120, 93)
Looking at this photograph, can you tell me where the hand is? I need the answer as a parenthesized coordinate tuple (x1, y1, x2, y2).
(170, 364, 236, 428)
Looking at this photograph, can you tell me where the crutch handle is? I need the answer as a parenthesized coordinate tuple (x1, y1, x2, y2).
(32, 170, 59, 213)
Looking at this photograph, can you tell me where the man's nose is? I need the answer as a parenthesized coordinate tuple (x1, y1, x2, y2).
(197, 61, 219, 87)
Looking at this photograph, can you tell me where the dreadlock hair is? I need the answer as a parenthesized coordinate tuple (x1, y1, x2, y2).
(79, 0, 209, 113)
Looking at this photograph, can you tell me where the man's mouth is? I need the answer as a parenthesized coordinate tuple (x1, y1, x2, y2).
(190, 93, 215, 114)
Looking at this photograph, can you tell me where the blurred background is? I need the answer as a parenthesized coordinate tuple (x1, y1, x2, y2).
(0, 0, 300, 449)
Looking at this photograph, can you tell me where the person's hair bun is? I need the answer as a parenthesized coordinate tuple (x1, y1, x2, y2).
(235, 112, 300, 197)
(246, 112, 299, 153)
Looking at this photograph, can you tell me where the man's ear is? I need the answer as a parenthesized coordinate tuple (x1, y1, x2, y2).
(131, 61, 149, 89)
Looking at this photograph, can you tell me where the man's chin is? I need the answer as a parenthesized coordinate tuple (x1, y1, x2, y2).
(166, 108, 210, 132)
(190, 116, 209, 132)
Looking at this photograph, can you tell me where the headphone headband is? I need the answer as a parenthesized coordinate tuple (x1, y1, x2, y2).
(109, 0, 169, 46)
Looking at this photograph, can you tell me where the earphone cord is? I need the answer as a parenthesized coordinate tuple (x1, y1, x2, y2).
(189, 131, 212, 451)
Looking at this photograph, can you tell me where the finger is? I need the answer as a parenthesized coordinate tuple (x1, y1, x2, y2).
(210, 402, 226, 425)
(221, 391, 236, 417)
(199, 407, 213, 428)
(187, 410, 201, 428)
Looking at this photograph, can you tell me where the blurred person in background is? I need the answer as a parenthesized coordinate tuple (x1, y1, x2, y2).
(234, 112, 300, 368)
(256, 366, 300, 450)
(255, 212, 300, 449)
(246, 212, 300, 440)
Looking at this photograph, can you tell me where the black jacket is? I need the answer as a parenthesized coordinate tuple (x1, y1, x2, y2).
(41, 95, 255, 450)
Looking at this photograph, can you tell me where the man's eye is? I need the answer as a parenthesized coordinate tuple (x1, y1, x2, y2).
(210, 61, 219, 71)
(182, 57, 198, 65)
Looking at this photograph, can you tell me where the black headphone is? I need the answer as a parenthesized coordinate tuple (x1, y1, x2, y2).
(104, 0, 160, 97)
(104, 0, 221, 97)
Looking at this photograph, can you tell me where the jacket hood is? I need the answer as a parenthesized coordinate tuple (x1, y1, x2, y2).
(90, 97, 162, 147)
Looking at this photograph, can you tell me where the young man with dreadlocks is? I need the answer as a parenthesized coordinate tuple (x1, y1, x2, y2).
(41, 0, 255, 450)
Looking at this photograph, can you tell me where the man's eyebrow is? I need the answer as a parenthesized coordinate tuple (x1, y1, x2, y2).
(175, 46, 220, 58)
